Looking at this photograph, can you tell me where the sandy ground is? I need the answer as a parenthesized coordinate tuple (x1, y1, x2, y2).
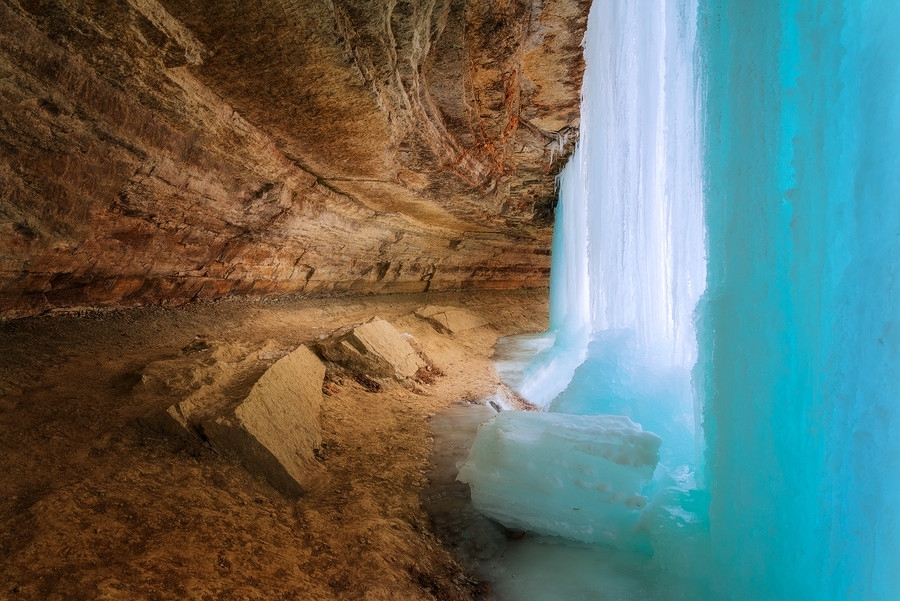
(0, 289, 548, 600)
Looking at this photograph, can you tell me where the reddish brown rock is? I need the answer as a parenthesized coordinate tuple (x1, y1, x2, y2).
(0, 0, 589, 318)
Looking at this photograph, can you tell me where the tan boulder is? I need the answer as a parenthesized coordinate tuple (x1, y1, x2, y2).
(138, 340, 325, 497)
(415, 305, 489, 334)
(137, 339, 285, 439)
(201, 345, 326, 498)
(316, 317, 426, 380)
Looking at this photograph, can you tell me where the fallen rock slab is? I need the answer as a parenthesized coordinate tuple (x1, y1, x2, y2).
(138, 341, 326, 497)
(201, 344, 326, 498)
(137, 339, 286, 440)
(414, 305, 489, 334)
(315, 317, 426, 380)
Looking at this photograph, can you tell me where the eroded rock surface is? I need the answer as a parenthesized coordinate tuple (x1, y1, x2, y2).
(0, 0, 589, 318)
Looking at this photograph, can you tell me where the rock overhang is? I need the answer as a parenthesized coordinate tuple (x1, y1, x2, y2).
(0, 0, 590, 318)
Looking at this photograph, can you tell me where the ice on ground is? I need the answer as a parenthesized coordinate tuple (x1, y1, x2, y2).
(549, 330, 697, 468)
(492, 328, 589, 409)
(457, 411, 661, 550)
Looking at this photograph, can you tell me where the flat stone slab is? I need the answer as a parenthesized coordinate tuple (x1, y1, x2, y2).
(202, 344, 325, 497)
(414, 305, 489, 334)
(139, 341, 325, 497)
(138, 339, 284, 440)
(315, 316, 426, 380)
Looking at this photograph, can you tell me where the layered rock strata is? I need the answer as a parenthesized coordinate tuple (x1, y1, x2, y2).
(0, 0, 589, 318)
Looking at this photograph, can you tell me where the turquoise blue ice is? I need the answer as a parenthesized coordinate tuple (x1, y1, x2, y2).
(458, 1, 899, 599)
(698, 1, 899, 598)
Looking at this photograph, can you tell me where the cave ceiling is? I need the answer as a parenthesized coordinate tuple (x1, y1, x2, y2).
(0, 0, 589, 317)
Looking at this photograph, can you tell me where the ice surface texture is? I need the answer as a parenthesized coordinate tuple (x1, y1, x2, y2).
(537, 0, 706, 425)
(697, 1, 900, 598)
(549, 0, 705, 370)
(457, 412, 661, 549)
(461, 0, 900, 599)
(459, 0, 706, 597)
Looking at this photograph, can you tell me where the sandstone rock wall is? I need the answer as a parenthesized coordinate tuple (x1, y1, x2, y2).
(0, 0, 589, 318)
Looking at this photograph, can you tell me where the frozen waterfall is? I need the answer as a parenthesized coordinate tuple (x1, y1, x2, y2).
(498, 0, 705, 463)
(459, 0, 707, 598)
(698, 1, 900, 598)
(457, 0, 899, 599)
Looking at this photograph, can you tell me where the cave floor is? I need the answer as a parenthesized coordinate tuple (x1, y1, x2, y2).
(0, 289, 549, 601)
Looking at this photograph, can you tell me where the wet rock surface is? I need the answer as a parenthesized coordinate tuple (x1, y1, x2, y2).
(422, 401, 511, 574)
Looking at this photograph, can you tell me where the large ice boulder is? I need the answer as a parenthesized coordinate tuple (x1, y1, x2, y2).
(457, 411, 661, 549)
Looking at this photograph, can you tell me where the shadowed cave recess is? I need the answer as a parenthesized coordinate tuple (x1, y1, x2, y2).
(1, 0, 898, 600)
